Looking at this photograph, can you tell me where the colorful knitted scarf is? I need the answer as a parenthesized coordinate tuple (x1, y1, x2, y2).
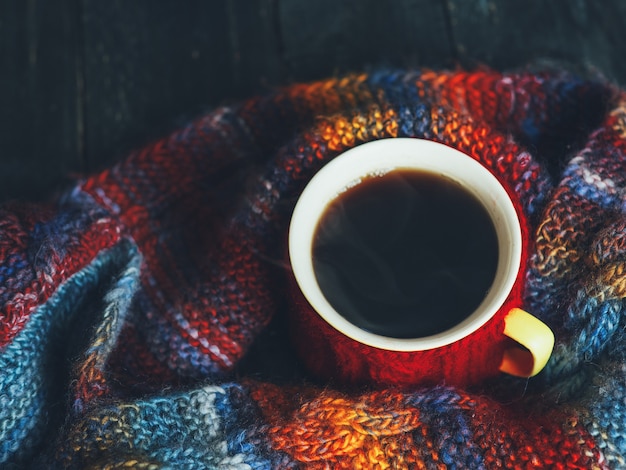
(2, 68, 626, 469)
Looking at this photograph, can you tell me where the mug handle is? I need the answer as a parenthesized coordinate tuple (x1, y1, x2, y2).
(499, 308, 555, 378)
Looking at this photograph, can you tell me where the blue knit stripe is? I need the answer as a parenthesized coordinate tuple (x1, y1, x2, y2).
(366, 69, 424, 108)
(54, 384, 274, 469)
(562, 157, 624, 210)
(29, 191, 113, 262)
(407, 387, 485, 469)
(131, 294, 226, 377)
(0, 252, 30, 303)
(0, 239, 139, 466)
(72, 243, 142, 413)
(585, 365, 626, 467)
(545, 295, 623, 383)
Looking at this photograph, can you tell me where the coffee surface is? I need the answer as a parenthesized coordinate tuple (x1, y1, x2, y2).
(312, 169, 499, 338)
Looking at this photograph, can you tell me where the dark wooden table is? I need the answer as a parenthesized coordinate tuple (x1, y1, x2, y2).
(1, 0, 625, 202)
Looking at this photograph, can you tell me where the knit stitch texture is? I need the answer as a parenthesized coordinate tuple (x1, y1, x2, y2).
(1, 68, 626, 468)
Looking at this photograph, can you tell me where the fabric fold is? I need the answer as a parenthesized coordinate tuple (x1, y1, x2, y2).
(1, 68, 625, 468)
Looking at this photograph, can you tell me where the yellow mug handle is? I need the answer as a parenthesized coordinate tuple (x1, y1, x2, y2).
(499, 308, 555, 378)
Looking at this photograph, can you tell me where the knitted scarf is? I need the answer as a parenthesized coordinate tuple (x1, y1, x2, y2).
(1, 68, 625, 469)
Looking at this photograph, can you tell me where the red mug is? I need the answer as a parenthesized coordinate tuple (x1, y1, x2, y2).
(287, 138, 554, 388)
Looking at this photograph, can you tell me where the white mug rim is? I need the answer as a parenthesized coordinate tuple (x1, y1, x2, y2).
(288, 138, 522, 352)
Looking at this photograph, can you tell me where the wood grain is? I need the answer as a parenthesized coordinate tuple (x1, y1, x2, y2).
(446, 0, 626, 82)
(0, 0, 624, 201)
(0, 0, 81, 201)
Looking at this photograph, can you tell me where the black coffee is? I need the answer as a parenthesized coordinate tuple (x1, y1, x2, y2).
(312, 169, 499, 339)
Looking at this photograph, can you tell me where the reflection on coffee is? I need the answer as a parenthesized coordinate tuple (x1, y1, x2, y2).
(312, 169, 499, 339)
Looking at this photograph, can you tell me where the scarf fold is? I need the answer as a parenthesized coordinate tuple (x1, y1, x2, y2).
(1, 68, 625, 468)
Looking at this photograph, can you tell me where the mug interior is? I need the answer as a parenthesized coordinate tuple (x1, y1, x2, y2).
(288, 138, 522, 352)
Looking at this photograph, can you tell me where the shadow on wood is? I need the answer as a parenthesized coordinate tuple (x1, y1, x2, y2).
(1, 0, 624, 201)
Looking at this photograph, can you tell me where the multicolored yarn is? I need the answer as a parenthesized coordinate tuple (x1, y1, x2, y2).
(1, 68, 626, 468)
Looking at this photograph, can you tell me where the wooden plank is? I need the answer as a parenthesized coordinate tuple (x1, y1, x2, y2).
(0, 0, 81, 201)
(81, 0, 286, 172)
(3, 0, 626, 202)
(226, 0, 285, 93)
(445, 0, 626, 85)
(81, 0, 230, 170)
(278, 0, 454, 81)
